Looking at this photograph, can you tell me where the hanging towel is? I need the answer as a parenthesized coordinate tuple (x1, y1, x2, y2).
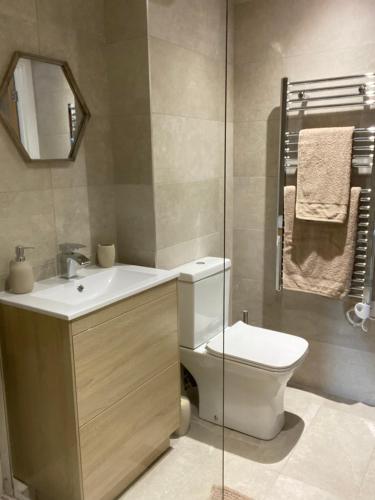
(283, 185, 360, 299)
(296, 126, 354, 223)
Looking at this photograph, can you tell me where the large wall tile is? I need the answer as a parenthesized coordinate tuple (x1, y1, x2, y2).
(0, 14, 38, 75)
(148, 0, 227, 62)
(105, 0, 147, 44)
(115, 184, 156, 264)
(234, 0, 286, 64)
(284, 43, 375, 83)
(77, 33, 111, 116)
(151, 114, 224, 184)
(154, 179, 222, 250)
(234, 119, 279, 177)
(106, 37, 150, 117)
(88, 185, 117, 259)
(0, 129, 52, 193)
(0, 190, 57, 277)
(112, 114, 153, 185)
(53, 187, 92, 253)
(149, 37, 226, 121)
(233, 176, 277, 231)
(234, 57, 282, 123)
(84, 115, 115, 186)
(233, 0, 375, 404)
(156, 232, 222, 269)
(0, 0, 36, 22)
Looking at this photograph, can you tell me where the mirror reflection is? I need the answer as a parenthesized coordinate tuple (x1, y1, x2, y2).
(0, 54, 89, 161)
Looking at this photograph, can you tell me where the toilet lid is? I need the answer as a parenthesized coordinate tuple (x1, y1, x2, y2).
(206, 321, 309, 372)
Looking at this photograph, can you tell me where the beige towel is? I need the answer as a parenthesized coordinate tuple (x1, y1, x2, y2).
(283, 185, 360, 298)
(296, 126, 354, 223)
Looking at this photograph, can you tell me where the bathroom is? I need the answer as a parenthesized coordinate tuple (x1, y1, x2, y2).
(0, 0, 374, 499)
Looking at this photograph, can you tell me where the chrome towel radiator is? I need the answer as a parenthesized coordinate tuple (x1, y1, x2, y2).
(276, 73, 375, 301)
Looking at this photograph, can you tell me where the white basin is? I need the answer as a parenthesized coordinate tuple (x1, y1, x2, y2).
(0, 264, 178, 320)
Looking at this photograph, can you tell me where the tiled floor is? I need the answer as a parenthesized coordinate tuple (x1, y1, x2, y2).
(121, 387, 375, 500)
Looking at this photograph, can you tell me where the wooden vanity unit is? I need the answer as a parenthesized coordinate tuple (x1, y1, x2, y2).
(0, 279, 180, 500)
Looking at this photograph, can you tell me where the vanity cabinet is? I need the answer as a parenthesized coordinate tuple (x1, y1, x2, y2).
(0, 280, 180, 500)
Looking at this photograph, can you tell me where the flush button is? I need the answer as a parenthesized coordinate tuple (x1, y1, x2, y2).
(196, 261, 206, 265)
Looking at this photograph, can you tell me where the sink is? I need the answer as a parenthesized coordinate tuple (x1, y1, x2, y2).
(0, 264, 178, 320)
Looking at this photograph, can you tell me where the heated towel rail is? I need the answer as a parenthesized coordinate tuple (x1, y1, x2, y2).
(276, 73, 375, 301)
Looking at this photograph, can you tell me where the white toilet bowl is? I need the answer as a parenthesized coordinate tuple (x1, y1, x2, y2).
(180, 321, 309, 440)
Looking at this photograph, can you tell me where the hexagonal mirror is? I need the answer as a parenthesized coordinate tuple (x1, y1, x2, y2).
(0, 52, 90, 161)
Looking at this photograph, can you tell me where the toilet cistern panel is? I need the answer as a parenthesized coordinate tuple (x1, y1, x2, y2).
(175, 257, 231, 349)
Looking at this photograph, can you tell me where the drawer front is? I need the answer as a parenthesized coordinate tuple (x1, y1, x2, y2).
(71, 280, 176, 335)
(80, 363, 180, 500)
(73, 291, 178, 425)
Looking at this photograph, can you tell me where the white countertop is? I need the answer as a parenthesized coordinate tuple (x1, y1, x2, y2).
(0, 264, 179, 320)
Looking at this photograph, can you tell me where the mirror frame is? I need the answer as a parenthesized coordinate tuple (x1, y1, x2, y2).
(0, 51, 91, 162)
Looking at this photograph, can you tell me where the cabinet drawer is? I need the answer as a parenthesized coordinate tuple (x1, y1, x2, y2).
(71, 280, 176, 335)
(73, 291, 178, 425)
(80, 363, 180, 500)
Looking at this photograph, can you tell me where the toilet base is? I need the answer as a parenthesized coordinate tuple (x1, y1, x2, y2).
(180, 346, 296, 440)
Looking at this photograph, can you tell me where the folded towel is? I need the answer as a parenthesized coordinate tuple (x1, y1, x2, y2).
(296, 126, 354, 223)
(283, 185, 360, 299)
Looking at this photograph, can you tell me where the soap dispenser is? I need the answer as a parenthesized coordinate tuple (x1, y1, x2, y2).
(9, 245, 35, 294)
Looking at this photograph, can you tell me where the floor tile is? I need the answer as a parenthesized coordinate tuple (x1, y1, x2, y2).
(120, 388, 375, 500)
(283, 406, 375, 498)
(267, 475, 341, 500)
(358, 449, 375, 500)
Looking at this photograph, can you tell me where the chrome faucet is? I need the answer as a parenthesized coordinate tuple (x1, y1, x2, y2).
(59, 243, 90, 279)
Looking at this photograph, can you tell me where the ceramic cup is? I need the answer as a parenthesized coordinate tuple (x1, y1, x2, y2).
(97, 243, 115, 268)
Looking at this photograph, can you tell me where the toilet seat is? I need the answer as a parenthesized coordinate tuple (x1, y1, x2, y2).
(206, 321, 309, 373)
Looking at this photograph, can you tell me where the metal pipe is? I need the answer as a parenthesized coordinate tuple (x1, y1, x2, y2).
(287, 101, 374, 111)
(289, 73, 375, 85)
(287, 92, 375, 103)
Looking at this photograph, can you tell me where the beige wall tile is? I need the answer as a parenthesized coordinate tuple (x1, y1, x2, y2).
(0, 129, 52, 193)
(112, 114, 153, 185)
(73, 0, 106, 41)
(234, 0, 286, 64)
(234, 119, 279, 177)
(104, 0, 147, 44)
(149, 36, 226, 122)
(284, 43, 375, 83)
(76, 33, 111, 116)
(234, 56, 282, 123)
(233, 176, 277, 230)
(148, 0, 227, 62)
(53, 186, 92, 253)
(115, 184, 156, 264)
(232, 277, 263, 325)
(88, 185, 117, 260)
(84, 115, 115, 186)
(106, 37, 150, 117)
(156, 232, 222, 270)
(0, 191, 57, 276)
(0, 0, 37, 22)
(50, 149, 88, 189)
(154, 179, 222, 250)
(233, 0, 375, 406)
(292, 340, 375, 405)
(0, 14, 38, 75)
(151, 114, 224, 185)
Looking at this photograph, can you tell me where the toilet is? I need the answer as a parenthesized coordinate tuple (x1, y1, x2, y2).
(176, 257, 309, 440)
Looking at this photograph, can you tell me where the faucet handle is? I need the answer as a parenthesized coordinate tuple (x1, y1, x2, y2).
(59, 243, 86, 253)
